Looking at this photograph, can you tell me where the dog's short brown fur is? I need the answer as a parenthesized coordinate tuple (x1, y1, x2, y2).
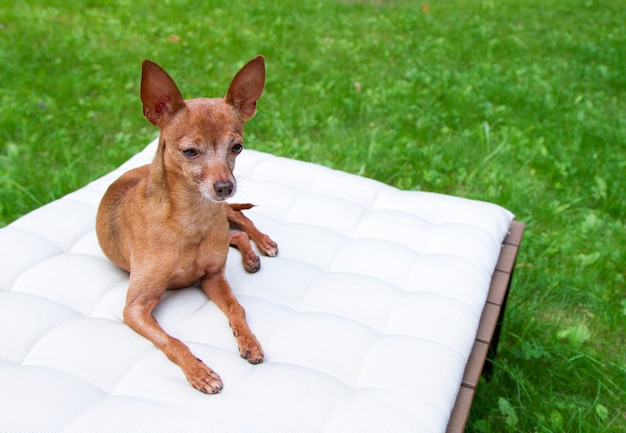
(96, 56, 276, 393)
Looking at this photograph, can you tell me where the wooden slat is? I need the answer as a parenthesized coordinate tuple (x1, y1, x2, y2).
(505, 221, 525, 246)
(476, 303, 501, 344)
(495, 221, 525, 273)
(487, 270, 511, 306)
(446, 386, 476, 433)
(462, 340, 489, 388)
(495, 242, 519, 273)
(445, 220, 525, 433)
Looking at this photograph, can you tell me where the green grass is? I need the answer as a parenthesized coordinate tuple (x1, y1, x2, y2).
(1, 0, 625, 431)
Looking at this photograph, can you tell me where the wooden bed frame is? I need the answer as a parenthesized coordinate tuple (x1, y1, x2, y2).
(446, 221, 525, 432)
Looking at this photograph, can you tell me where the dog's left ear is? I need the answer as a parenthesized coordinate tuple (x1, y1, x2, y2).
(225, 56, 265, 121)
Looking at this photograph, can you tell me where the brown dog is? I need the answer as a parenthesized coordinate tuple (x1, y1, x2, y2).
(96, 56, 276, 393)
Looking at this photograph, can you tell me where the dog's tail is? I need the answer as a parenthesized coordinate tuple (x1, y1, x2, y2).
(228, 203, 256, 211)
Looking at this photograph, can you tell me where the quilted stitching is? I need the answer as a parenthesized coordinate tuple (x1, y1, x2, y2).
(0, 139, 513, 433)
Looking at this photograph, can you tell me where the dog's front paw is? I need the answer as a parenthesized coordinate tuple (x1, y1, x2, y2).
(184, 358, 223, 394)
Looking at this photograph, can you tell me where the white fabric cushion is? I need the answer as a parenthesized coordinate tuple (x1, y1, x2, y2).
(0, 139, 513, 433)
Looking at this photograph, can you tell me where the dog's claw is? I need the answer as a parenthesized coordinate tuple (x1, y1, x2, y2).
(241, 350, 263, 364)
(238, 337, 264, 365)
(202, 379, 223, 394)
(247, 356, 263, 365)
(264, 247, 278, 258)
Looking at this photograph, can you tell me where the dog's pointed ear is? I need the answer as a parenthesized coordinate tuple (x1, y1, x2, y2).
(140, 60, 185, 126)
(225, 56, 265, 121)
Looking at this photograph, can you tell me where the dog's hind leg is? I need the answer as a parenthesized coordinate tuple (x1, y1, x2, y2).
(227, 204, 278, 257)
(229, 231, 261, 273)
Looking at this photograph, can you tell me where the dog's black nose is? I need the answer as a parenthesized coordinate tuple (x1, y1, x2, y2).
(214, 181, 234, 198)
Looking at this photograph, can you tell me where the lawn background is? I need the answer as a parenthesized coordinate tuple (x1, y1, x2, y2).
(1, 0, 625, 431)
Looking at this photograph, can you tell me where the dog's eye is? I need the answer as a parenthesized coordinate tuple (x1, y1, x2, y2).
(182, 148, 199, 158)
(231, 143, 243, 154)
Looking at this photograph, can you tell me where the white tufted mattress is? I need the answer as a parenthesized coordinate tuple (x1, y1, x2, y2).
(0, 139, 515, 433)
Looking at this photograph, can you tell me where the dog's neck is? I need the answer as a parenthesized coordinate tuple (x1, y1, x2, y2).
(146, 137, 169, 202)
